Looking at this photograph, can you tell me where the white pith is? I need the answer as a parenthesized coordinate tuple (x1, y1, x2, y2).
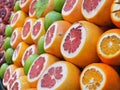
(61, 22, 86, 58)
(22, 20, 31, 40)
(80, 66, 105, 90)
(11, 80, 20, 90)
(12, 43, 21, 61)
(31, 19, 43, 39)
(81, 0, 105, 18)
(98, 33, 120, 57)
(111, 3, 120, 21)
(22, 45, 36, 66)
(37, 61, 67, 90)
(44, 23, 57, 49)
(62, 0, 78, 15)
(28, 54, 48, 82)
(20, 0, 28, 8)
(29, 0, 36, 17)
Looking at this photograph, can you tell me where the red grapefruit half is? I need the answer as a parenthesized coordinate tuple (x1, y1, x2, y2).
(37, 61, 81, 90)
(61, 21, 103, 68)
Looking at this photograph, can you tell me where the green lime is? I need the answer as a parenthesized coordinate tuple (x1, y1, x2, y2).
(5, 48, 14, 65)
(44, 11, 63, 31)
(9, 13, 14, 23)
(5, 25, 13, 37)
(37, 35, 45, 55)
(54, 0, 65, 12)
(0, 63, 8, 79)
(3, 37, 11, 51)
(14, 1, 21, 12)
(24, 54, 39, 75)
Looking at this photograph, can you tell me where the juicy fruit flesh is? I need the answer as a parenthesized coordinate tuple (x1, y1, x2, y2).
(23, 22, 30, 37)
(63, 25, 82, 54)
(82, 68, 103, 90)
(83, 0, 101, 12)
(12, 13, 18, 24)
(11, 31, 16, 43)
(100, 35, 120, 55)
(45, 25, 55, 46)
(4, 69, 10, 82)
(12, 82, 19, 90)
(13, 45, 20, 60)
(29, 57, 45, 79)
(41, 66, 63, 88)
(33, 21, 41, 36)
(63, 0, 76, 11)
(21, 0, 26, 5)
(30, 0, 37, 15)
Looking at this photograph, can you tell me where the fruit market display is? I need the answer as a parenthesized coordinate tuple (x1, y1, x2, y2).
(0, 0, 120, 90)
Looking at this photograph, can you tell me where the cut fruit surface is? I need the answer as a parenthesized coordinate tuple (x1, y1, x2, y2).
(28, 53, 59, 88)
(97, 29, 120, 65)
(81, 0, 113, 26)
(44, 20, 71, 58)
(80, 63, 120, 90)
(62, 0, 84, 23)
(12, 42, 29, 66)
(37, 61, 81, 90)
(61, 21, 103, 67)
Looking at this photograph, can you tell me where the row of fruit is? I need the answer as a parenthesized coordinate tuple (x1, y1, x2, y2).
(0, 0, 120, 90)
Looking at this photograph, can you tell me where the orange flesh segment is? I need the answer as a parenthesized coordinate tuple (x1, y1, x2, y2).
(82, 68, 103, 89)
(100, 35, 120, 55)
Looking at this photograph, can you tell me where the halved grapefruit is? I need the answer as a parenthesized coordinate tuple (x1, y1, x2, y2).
(22, 44, 38, 66)
(10, 27, 23, 49)
(62, 0, 84, 23)
(97, 29, 120, 65)
(11, 76, 30, 90)
(29, 0, 37, 18)
(20, 0, 32, 13)
(3, 64, 18, 87)
(44, 20, 71, 58)
(11, 10, 27, 29)
(61, 21, 103, 68)
(28, 53, 59, 88)
(81, 0, 113, 26)
(7, 68, 25, 90)
(37, 61, 81, 90)
(31, 18, 45, 44)
(22, 18, 36, 44)
(12, 42, 29, 67)
(80, 63, 120, 90)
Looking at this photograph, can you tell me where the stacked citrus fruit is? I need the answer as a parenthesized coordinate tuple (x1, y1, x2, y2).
(0, 0, 120, 90)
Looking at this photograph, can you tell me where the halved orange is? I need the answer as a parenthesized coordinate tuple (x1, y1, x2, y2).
(31, 18, 45, 44)
(61, 21, 103, 68)
(12, 42, 29, 67)
(20, 0, 32, 13)
(7, 68, 25, 90)
(80, 63, 120, 90)
(11, 10, 27, 29)
(97, 29, 120, 65)
(22, 18, 36, 45)
(10, 27, 23, 49)
(62, 0, 84, 23)
(111, 0, 120, 28)
(11, 76, 30, 90)
(44, 20, 71, 58)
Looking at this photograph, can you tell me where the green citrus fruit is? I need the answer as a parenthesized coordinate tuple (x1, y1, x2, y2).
(5, 48, 14, 65)
(14, 1, 21, 12)
(3, 37, 11, 51)
(24, 54, 39, 75)
(54, 0, 65, 12)
(5, 25, 13, 37)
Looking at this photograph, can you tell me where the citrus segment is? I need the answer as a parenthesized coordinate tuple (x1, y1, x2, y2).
(44, 20, 71, 58)
(11, 76, 30, 90)
(31, 18, 45, 44)
(11, 10, 27, 29)
(62, 0, 84, 23)
(61, 21, 103, 67)
(3, 64, 18, 87)
(7, 68, 25, 90)
(37, 61, 81, 90)
(12, 42, 29, 66)
(22, 44, 38, 66)
(10, 27, 23, 49)
(80, 63, 120, 90)
(81, 0, 113, 26)
(22, 18, 36, 44)
(28, 53, 59, 88)
(97, 29, 120, 65)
